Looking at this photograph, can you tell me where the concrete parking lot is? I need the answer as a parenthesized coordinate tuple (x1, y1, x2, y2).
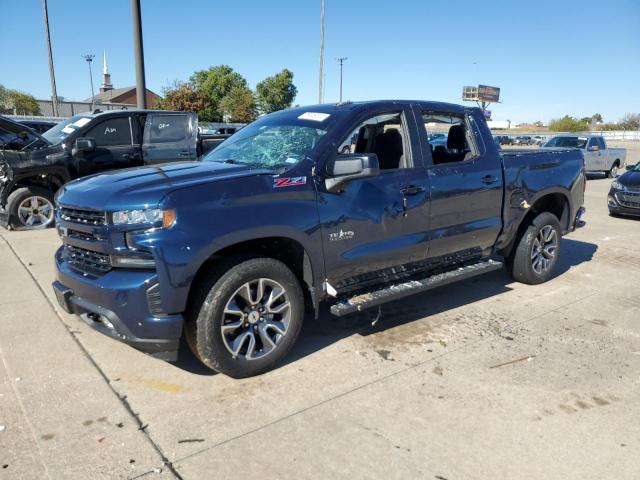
(1, 170, 639, 479)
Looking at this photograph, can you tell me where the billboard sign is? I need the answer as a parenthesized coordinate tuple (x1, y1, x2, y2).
(478, 85, 500, 103)
(462, 86, 478, 101)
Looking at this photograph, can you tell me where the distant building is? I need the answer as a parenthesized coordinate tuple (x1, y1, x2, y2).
(85, 52, 160, 107)
(33, 52, 162, 118)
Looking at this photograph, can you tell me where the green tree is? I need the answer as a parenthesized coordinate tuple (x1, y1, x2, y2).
(548, 115, 589, 132)
(0, 85, 40, 115)
(154, 81, 204, 112)
(255, 69, 297, 114)
(190, 65, 249, 122)
(219, 86, 257, 123)
(592, 113, 603, 123)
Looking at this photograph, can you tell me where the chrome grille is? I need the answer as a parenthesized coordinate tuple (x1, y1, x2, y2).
(65, 245, 111, 274)
(59, 207, 106, 225)
(616, 191, 640, 209)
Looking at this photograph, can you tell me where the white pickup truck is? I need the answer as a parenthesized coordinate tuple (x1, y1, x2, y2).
(541, 135, 626, 177)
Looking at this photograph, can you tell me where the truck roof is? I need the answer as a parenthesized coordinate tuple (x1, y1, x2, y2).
(279, 100, 469, 116)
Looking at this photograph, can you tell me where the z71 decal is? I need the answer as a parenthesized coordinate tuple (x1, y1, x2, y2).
(274, 176, 307, 188)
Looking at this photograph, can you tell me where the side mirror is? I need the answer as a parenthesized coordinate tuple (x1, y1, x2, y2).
(626, 164, 636, 171)
(325, 153, 380, 193)
(73, 137, 96, 154)
(588, 145, 599, 152)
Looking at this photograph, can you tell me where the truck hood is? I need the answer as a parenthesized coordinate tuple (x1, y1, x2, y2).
(618, 170, 640, 188)
(57, 161, 274, 210)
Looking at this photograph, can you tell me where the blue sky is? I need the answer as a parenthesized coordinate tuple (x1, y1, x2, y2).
(1, 0, 639, 123)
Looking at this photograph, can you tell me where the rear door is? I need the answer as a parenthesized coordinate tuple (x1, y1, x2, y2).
(80, 115, 141, 175)
(142, 113, 198, 165)
(317, 105, 430, 290)
(417, 108, 504, 261)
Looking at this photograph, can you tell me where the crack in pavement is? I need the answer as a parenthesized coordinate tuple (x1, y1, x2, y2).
(169, 291, 597, 469)
(0, 234, 183, 480)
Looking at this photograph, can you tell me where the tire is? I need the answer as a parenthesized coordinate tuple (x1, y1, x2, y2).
(186, 257, 304, 378)
(607, 162, 619, 178)
(510, 212, 562, 285)
(7, 187, 55, 230)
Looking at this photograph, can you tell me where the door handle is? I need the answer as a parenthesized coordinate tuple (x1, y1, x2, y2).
(122, 153, 140, 160)
(401, 185, 426, 195)
(178, 150, 190, 157)
(482, 175, 498, 185)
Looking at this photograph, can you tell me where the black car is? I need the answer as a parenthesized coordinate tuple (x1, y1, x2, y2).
(0, 110, 198, 230)
(608, 163, 640, 217)
(494, 135, 512, 145)
(18, 119, 58, 134)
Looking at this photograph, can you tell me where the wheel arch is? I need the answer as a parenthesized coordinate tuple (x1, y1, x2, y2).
(187, 235, 321, 319)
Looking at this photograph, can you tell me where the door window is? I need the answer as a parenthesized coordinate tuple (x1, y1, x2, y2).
(143, 114, 189, 145)
(597, 137, 606, 149)
(337, 112, 409, 170)
(85, 117, 132, 147)
(422, 112, 479, 165)
(587, 137, 599, 149)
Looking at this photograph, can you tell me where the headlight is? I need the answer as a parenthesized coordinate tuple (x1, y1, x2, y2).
(611, 180, 625, 191)
(111, 208, 176, 228)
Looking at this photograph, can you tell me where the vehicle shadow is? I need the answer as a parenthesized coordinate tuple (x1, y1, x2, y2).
(284, 238, 598, 368)
(169, 238, 597, 376)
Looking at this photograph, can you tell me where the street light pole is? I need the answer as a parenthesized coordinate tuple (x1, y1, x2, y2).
(42, 0, 59, 117)
(336, 57, 347, 103)
(131, 0, 147, 108)
(318, 0, 325, 104)
(82, 54, 96, 111)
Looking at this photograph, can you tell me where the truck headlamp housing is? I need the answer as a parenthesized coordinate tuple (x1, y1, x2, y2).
(611, 180, 625, 191)
(111, 208, 176, 228)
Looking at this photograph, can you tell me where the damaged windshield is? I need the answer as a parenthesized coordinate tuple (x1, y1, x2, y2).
(42, 115, 92, 145)
(203, 114, 334, 170)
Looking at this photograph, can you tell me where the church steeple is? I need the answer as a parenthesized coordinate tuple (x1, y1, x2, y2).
(100, 51, 113, 93)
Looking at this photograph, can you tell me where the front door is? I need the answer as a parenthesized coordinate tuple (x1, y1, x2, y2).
(317, 107, 430, 291)
(80, 116, 141, 175)
(418, 108, 504, 262)
(142, 113, 197, 165)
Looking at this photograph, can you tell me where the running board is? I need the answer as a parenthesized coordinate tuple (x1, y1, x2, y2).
(330, 259, 503, 317)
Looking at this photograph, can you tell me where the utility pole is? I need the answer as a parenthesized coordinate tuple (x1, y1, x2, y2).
(318, 0, 325, 104)
(131, 0, 147, 108)
(82, 54, 96, 111)
(42, 0, 59, 117)
(336, 57, 347, 103)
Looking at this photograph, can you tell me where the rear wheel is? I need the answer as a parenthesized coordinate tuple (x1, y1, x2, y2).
(7, 187, 55, 230)
(510, 212, 562, 285)
(186, 258, 304, 378)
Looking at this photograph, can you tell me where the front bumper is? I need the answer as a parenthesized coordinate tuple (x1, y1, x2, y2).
(608, 190, 640, 217)
(53, 246, 183, 361)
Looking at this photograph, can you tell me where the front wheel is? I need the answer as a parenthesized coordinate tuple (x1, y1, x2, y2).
(186, 258, 305, 378)
(7, 187, 55, 230)
(510, 212, 562, 285)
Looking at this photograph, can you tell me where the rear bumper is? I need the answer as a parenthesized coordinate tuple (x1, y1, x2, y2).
(53, 246, 183, 360)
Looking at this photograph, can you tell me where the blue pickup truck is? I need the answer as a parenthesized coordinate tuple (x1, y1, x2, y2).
(52, 100, 586, 378)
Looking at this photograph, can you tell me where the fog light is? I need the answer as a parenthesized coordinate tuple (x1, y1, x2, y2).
(607, 196, 617, 207)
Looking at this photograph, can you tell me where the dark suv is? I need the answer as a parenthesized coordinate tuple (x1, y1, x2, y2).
(0, 110, 198, 229)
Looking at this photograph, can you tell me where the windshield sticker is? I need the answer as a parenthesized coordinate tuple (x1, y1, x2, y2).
(73, 118, 91, 127)
(274, 176, 307, 188)
(61, 126, 75, 134)
(298, 112, 330, 122)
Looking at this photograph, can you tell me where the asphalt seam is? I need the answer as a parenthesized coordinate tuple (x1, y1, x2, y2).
(0, 234, 183, 480)
(170, 290, 597, 467)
